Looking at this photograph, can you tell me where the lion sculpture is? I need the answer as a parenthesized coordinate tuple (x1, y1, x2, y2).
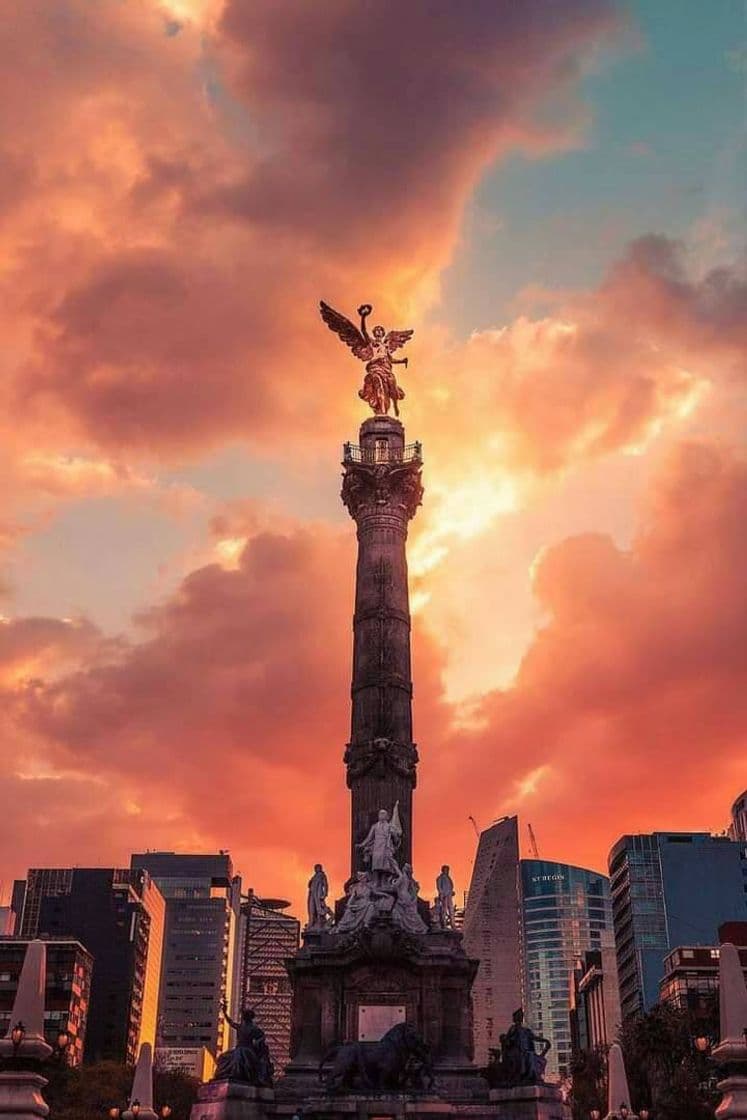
(319, 1021, 434, 1093)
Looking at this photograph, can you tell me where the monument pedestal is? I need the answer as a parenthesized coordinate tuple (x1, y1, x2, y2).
(189, 1083, 274, 1120)
(0, 1072, 50, 1119)
(488, 1084, 571, 1120)
(284, 921, 479, 1100)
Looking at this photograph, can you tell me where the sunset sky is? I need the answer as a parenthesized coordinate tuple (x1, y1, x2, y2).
(1, 0, 745, 915)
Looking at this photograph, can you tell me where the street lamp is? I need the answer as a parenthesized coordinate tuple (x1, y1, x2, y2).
(160, 1108, 172, 1118)
(109, 1109, 121, 1119)
(131, 1102, 141, 1117)
(639, 1110, 650, 1119)
(590, 1111, 601, 1120)
(619, 1107, 630, 1119)
(695, 1036, 710, 1053)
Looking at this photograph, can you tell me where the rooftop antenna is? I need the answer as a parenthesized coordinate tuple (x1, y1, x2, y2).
(527, 823, 540, 859)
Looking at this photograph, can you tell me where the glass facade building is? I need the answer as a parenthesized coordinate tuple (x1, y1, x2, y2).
(520, 859, 613, 1079)
(131, 852, 241, 1061)
(608, 832, 747, 1020)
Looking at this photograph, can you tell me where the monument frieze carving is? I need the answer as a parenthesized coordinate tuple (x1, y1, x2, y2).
(344, 737, 418, 784)
(341, 460, 424, 521)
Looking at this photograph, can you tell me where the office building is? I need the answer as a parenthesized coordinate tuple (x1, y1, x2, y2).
(0, 909, 13, 935)
(32, 867, 165, 1064)
(463, 816, 522, 1065)
(520, 859, 614, 1079)
(659, 921, 747, 1016)
(18, 868, 73, 938)
(131, 852, 241, 1061)
(608, 832, 747, 1020)
(237, 893, 300, 1070)
(570, 935, 622, 1053)
(0, 937, 93, 1066)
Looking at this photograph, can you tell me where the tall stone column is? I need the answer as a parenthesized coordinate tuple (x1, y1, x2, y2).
(341, 415, 423, 874)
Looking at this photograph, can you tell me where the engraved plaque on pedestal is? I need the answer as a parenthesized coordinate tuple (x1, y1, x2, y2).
(358, 1003, 406, 1041)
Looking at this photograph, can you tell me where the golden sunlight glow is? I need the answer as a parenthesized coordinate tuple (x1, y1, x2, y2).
(215, 536, 246, 568)
(410, 473, 519, 578)
(511, 764, 552, 805)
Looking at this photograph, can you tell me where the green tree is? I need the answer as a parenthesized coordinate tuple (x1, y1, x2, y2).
(42, 1061, 198, 1120)
(618, 998, 719, 1120)
(569, 1044, 607, 1120)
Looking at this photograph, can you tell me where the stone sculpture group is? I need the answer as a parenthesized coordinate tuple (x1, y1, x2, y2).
(303, 803, 460, 941)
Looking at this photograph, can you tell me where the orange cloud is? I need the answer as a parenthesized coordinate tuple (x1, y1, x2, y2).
(1, 441, 744, 911)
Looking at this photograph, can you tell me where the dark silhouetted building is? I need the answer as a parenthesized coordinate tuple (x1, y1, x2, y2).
(463, 816, 522, 1065)
(659, 921, 747, 1016)
(131, 852, 241, 1062)
(238, 894, 300, 1070)
(0, 938, 93, 1066)
(608, 832, 747, 1020)
(21, 867, 165, 1064)
(570, 936, 622, 1054)
(520, 859, 613, 1079)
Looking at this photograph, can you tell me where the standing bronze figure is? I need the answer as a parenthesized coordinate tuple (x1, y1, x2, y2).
(319, 301, 413, 416)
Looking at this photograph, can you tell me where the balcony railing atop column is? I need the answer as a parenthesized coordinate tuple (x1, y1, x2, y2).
(343, 441, 422, 464)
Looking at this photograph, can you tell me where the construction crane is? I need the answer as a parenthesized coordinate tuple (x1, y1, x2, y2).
(468, 815, 480, 839)
(527, 823, 540, 859)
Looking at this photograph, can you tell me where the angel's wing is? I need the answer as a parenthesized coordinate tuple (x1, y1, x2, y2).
(320, 301, 372, 360)
(385, 328, 413, 354)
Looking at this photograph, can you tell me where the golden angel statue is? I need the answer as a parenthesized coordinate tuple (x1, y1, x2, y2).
(320, 301, 413, 416)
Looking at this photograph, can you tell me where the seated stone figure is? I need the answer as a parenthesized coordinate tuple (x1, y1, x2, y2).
(214, 1004, 274, 1087)
(485, 1008, 550, 1087)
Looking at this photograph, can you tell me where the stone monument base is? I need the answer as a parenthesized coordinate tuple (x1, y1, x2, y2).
(488, 1084, 570, 1120)
(0, 1070, 50, 1119)
(189, 1083, 274, 1120)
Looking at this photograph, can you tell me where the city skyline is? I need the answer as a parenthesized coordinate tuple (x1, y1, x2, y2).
(1, 0, 745, 920)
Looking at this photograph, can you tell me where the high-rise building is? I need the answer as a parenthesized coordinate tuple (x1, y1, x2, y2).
(237, 894, 300, 1070)
(731, 790, 747, 844)
(463, 816, 522, 1065)
(520, 859, 613, 1079)
(0, 909, 14, 935)
(130, 852, 241, 1062)
(18, 868, 73, 938)
(608, 832, 747, 1020)
(0, 938, 93, 1066)
(32, 867, 165, 1064)
(570, 936, 622, 1054)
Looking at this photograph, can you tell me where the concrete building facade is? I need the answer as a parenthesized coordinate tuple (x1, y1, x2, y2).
(570, 938, 622, 1054)
(463, 816, 522, 1066)
(0, 937, 93, 1066)
(237, 894, 300, 1070)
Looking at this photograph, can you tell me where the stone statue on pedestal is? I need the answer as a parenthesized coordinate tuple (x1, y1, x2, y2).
(357, 803, 402, 885)
(306, 864, 332, 930)
(436, 865, 457, 929)
(391, 864, 427, 935)
(214, 1004, 274, 1087)
(485, 1008, 551, 1088)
